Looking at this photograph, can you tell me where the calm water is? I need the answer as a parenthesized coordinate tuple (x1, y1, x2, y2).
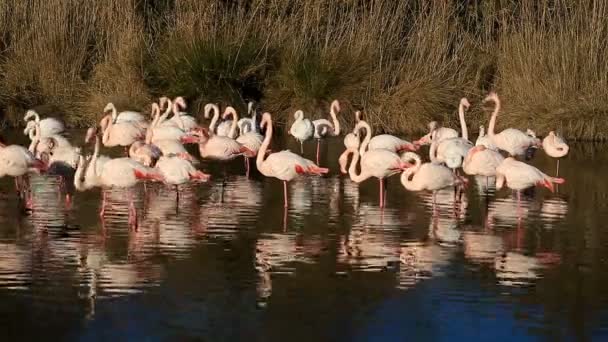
(1, 131, 608, 341)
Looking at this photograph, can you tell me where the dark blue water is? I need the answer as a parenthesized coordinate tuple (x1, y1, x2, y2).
(0, 133, 607, 341)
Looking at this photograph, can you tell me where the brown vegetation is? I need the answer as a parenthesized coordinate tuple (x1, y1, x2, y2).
(0, 0, 606, 139)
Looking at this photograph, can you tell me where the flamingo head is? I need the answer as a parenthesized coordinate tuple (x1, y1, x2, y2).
(354, 111, 362, 123)
(85, 127, 98, 144)
(103, 103, 115, 115)
(460, 98, 471, 109)
(151, 103, 161, 118)
(174, 96, 187, 110)
(483, 92, 499, 104)
(203, 103, 218, 119)
(293, 110, 304, 120)
(331, 100, 341, 113)
(223, 106, 237, 120)
(260, 112, 272, 129)
(428, 121, 438, 132)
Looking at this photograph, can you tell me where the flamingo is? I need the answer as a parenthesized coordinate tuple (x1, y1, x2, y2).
(462, 145, 505, 190)
(288, 110, 313, 154)
(354, 120, 417, 155)
(429, 98, 473, 171)
(197, 118, 255, 162)
(312, 100, 341, 164)
(104, 103, 147, 127)
(542, 131, 569, 176)
(339, 120, 410, 208)
(167, 96, 199, 132)
(149, 100, 199, 145)
(74, 152, 164, 227)
(414, 121, 458, 146)
(343, 111, 362, 150)
(256, 112, 328, 208)
(484, 92, 541, 157)
(475, 125, 497, 150)
(156, 155, 210, 185)
(495, 157, 565, 206)
(23, 110, 65, 138)
(74, 127, 111, 191)
(99, 114, 145, 152)
(399, 152, 467, 203)
(0, 140, 46, 209)
(236, 129, 263, 177)
(237, 101, 259, 135)
(144, 104, 194, 162)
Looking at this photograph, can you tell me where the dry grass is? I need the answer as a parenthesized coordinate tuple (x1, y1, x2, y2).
(0, 0, 606, 139)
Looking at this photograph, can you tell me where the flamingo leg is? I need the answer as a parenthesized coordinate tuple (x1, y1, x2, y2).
(175, 185, 180, 214)
(517, 190, 522, 219)
(245, 157, 250, 177)
(99, 190, 106, 218)
(300, 142, 304, 155)
(556, 159, 560, 177)
(283, 181, 288, 208)
(379, 178, 384, 208)
(65, 193, 72, 210)
(316, 140, 320, 165)
(128, 191, 138, 230)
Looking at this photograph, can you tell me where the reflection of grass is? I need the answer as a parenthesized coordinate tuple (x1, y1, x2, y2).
(0, 1, 607, 139)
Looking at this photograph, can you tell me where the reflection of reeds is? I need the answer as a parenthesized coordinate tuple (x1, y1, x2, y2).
(1, 1, 608, 139)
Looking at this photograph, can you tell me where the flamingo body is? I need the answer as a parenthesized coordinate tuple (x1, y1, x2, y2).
(463, 145, 504, 177)
(400, 152, 465, 192)
(368, 134, 417, 153)
(495, 157, 564, 192)
(542, 131, 569, 158)
(156, 156, 209, 185)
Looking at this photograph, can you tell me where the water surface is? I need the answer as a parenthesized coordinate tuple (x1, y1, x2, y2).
(0, 132, 607, 341)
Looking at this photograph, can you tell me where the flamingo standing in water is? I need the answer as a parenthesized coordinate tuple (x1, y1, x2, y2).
(0, 139, 46, 209)
(399, 152, 467, 203)
(414, 121, 458, 146)
(74, 151, 164, 228)
(164, 96, 199, 132)
(23, 110, 65, 138)
(495, 157, 565, 208)
(475, 125, 497, 150)
(198, 107, 255, 161)
(430, 98, 473, 172)
(484, 92, 541, 157)
(462, 145, 505, 190)
(99, 113, 145, 153)
(542, 131, 569, 176)
(257, 112, 328, 208)
(289, 110, 313, 154)
(339, 121, 409, 208)
(312, 100, 341, 164)
(74, 127, 112, 191)
(149, 100, 199, 145)
(236, 129, 263, 177)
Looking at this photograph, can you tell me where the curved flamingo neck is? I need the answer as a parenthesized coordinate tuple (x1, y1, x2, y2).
(159, 100, 173, 126)
(347, 148, 368, 183)
(224, 107, 238, 138)
(487, 96, 501, 137)
(458, 101, 469, 140)
(330, 100, 340, 135)
(28, 122, 41, 153)
(429, 140, 438, 162)
(25, 110, 40, 123)
(101, 116, 112, 145)
(74, 157, 87, 191)
(357, 121, 372, 156)
(256, 114, 273, 170)
(401, 154, 422, 190)
(208, 105, 220, 133)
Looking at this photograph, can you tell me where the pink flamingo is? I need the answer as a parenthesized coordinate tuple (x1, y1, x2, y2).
(198, 108, 255, 161)
(399, 152, 467, 203)
(414, 121, 458, 146)
(74, 127, 111, 191)
(429, 98, 473, 171)
(312, 100, 341, 164)
(104, 103, 147, 127)
(484, 92, 541, 157)
(256, 112, 328, 208)
(339, 121, 410, 208)
(542, 131, 569, 176)
(99, 114, 145, 153)
(495, 157, 565, 207)
(462, 145, 505, 189)
(171, 96, 199, 132)
(149, 100, 199, 144)
(236, 130, 263, 177)
(0, 140, 46, 209)
(74, 152, 163, 228)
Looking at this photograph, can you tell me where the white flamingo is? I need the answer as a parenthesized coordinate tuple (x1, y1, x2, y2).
(256, 112, 328, 208)
(74, 127, 111, 191)
(236, 129, 263, 177)
(399, 152, 467, 203)
(484, 92, 541, 157)
(99, 114, 145, 152)
(354, 120, 417, 155)
(166, 96, 199, 132)
(542, 131, 569, 176)
(312, 100, 341, 163)
(495, 157, 565, 204)
(104, 103, 147, 127)
(463, 145, 505, 190)
(155, 155, 210, 187)
(198, 111, 255, 161)
(149, 100, 199, 145)
(414, 121, 458, 146)
(429, 98, 473, 171)
(288, 110, 314, 154)
(339, 120, 410, 208)
(23, 110, 65, 138)
(0, 140, 46, 209)
(237, 101, 259, 135)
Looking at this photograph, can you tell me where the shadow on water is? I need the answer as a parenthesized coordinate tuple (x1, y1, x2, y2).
(0, 133, 607, 340)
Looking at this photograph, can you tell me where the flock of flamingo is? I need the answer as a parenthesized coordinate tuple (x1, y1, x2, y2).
(0, 92, 569, 228)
